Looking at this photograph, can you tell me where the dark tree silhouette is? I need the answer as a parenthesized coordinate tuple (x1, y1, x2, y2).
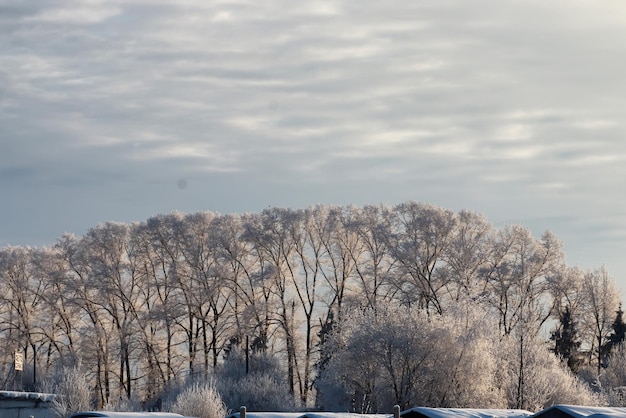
(551, 306, 581, 371)
(610, 304, 626, 347)
(601, 304, 626, 367)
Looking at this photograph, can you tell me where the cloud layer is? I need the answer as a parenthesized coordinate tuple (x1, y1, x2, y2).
(2, 0, 626, 287)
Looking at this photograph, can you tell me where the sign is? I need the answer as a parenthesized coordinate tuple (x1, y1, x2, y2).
(14, 351, 23, 371)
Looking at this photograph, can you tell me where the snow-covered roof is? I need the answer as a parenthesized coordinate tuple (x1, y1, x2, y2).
(69, 412, 187, 418)
(303, 413, 391, 418)
(530, 405, 626, 418)
(0, 390, 56, 402)
(226, 412, 304, 418)
(401, 408, 533, 418)
(226, 412, 391, 418)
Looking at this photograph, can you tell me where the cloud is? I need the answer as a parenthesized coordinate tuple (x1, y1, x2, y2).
(26, 6, 121, 25)
(3, 0, 626, 293)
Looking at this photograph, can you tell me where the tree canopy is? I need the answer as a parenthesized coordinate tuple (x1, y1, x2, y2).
(0, 202, 621, 411)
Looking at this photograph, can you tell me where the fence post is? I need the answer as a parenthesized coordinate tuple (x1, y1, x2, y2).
(240, 406, 247, 418)
(394, 405, 401, 418)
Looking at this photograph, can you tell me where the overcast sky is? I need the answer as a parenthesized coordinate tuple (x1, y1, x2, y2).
(2, 0, 626, 292)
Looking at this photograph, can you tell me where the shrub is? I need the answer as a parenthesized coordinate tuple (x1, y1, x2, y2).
(171, 381, 228, 418)
(48, 365, 93, 418)
(217, 374, 299, 412)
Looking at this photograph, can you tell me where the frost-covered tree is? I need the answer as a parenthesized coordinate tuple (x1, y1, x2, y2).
(583, 267, 621, 371)
(317, 305, 429, 412)
(317, 304, 506, 411)
(383, 203, 457, 315)
(0, 246, 52, 389)
(427, 303, 505, 408)
(0, 201, 621, 409)
(546, 266, 594, 361)
(82, 222, 140, 399)
(180, 212, 235, 374)
(443, 210, 495, 302)
(502, 330, 599, 411)
(347, 205, 395, 313)
(241, 208, 306, 400)
(484, 227, 564, 337)
(598, 341, 626, 406)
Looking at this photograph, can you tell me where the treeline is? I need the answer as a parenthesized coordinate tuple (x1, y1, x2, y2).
(0, 202, 623, 411)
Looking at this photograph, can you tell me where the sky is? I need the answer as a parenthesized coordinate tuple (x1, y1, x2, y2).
(2, 1, 626, 293)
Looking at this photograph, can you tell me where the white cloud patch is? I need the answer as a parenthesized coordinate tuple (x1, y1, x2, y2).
(4, 0, 626, 292)
(26, 5, 121, 24)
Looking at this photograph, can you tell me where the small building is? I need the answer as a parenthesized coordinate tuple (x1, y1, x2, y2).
(302, 414, 391, 418)
(400, 408, 532, 418)
(0, 390, 56, 418)
(69, 412, 189, 418)
(225, 412, 304, 418)
(225, 411, 391, 418)
(528, 405, 626, 418)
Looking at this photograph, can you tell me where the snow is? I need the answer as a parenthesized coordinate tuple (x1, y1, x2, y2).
(0, 390, 56, 402)
(303, 414, 391, 418)
(69, 412, 187, 418)
(401, 408, 533, 418)
(226, 412, 390, 418)
(226, 412, 305, 418)
(531, 405, 626, 418)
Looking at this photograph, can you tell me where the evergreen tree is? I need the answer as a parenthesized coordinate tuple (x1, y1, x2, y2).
(610, 304, 626, 347)
(313, 310, 337, 410)
(601, 304, 626, 368)
(551, 306, 581, 371)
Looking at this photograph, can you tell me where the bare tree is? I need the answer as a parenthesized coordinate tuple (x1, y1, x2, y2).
(82, 222, 141, 399)
(443, 210, 495, 302)
(0, 246, 51, 389)
(484, 227, 564, 336)
(241, 208, 301, 396)
(583, 266, 620, 372)
(55, 234, 113, 406)
(346, 205, 395, 313)
(176, 212, 234, 376)
(31, 247, 82, 373)
(383, 202, 457, 315)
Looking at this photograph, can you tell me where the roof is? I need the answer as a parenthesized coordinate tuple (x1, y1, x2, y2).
(401, 408, 533, 418)
(530, 406, 626, 418)
(226, 413, 304, 418)
(69, 412, 187, 418)
(303, 414, 391, 418)
(0, 390, 56, 402)
(226, 412, 391, 418)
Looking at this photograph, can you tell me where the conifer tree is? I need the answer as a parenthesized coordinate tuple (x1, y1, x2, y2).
(610, 305, 626, 347)
(601, 304, 626, 367)
(551, 306, 581, 371)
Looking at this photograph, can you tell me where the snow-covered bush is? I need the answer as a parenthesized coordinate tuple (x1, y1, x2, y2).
(47, 364, 93, 418)
(215, 347, 298, 411)
(171, 381, 228, 418)
(595, 343, 626, 406)
(217, 373, 299, 412)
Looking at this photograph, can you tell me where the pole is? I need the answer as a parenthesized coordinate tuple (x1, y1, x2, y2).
(245, 335, 249, 375)
(32, 343, 36, 391)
